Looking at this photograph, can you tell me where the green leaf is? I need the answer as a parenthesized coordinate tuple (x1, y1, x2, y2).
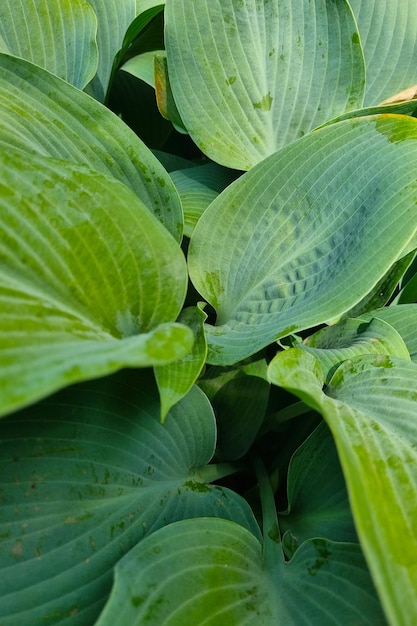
(299, 317, 410, 381)
(85, 0, 137, 102)
(170, 163, 237, 237)
(280, 422, 357, 556)
(359, 304, 417, 362)
(189, 115, 417, 365)
(268, 349, 417, 625)
(0, 371, 259, 625)
(340, 250, 416, 318)
(0, 150, 190, 416)
(154, 305, 208, 421)
(110, 4, 166, 95)
(96, 517, 384, 625)
(154, 52, 187, 133)
(199, 359, 270, 461)
(165, 0, 364, 169)
(121, 50, 164, 88)
(0, 0, 98, 89)
(0, 54, 182, 240)
(349, 0, 417, 106)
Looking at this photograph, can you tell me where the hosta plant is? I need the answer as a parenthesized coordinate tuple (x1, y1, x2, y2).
(1, 1, 417, 625)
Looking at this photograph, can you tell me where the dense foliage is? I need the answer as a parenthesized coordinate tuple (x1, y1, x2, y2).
(1, 1, 417, 624)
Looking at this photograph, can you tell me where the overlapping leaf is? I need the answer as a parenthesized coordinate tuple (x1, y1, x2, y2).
(349, 0, 417, 106)
(279, 422, 357, 555)
(165, 0, 364, 169)
(0, 54, 183, 240)
(0, 150, 190, 416)
(268, 349, 417, 625)
(0, 0, 98, 88)
(154, 305, 208, 421)
(199, 359, 270, 461)
(170, 163, 237, 237)
(0, 371, 259, 625)
(360, 304, 417, 362)
(299, 317, 410, 381)
(85, 0, 137, 102)
(96, 517, 384, 625)
(188, 116, 417, 365)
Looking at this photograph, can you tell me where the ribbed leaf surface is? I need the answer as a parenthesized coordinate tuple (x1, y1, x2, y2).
(0, 0, 98, 88)
(165, 0, 364, 169)
(189, 116, 417, 364)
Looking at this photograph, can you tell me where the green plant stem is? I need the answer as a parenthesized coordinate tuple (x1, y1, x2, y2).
(192, 462, 242, 483)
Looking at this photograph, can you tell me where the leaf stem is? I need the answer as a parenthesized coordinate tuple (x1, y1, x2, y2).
(192, 462, 242, 483)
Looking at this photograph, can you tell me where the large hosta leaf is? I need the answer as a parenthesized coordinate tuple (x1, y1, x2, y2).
(165, 0, 364, 169)
(0, 371, 259, 625)
(85, 0, 137, 102)
(0, 150, 190, 416)
(0, 0, 98, 89)
(0, 54, 182, 240)
(188, 116, 417, 365)
(268, 349, 417, 625)
(96, 518, 384, 625)
(349, 0, 417, 106)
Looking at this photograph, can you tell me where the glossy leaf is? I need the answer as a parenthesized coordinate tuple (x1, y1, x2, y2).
(154, 305, 208, 421)
(0, 150, 190, 416)
(165, 0, 364, 169)
(0, 0, 98, 89)
(96, 517, 384, 625)
(268, 349, 417, 625)
(0, 54, 182, 240)
(189, 116, 417, 365)
(0, 371, 259, 625)
(349, 0, 417, 106)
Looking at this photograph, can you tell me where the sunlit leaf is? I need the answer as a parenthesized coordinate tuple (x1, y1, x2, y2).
(165, 0, 364, 169)
(0, 150, 190, 416)
(0, 371, 259, 625)
(189, 116, 417, 365)
(0, 54, 182, 240)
